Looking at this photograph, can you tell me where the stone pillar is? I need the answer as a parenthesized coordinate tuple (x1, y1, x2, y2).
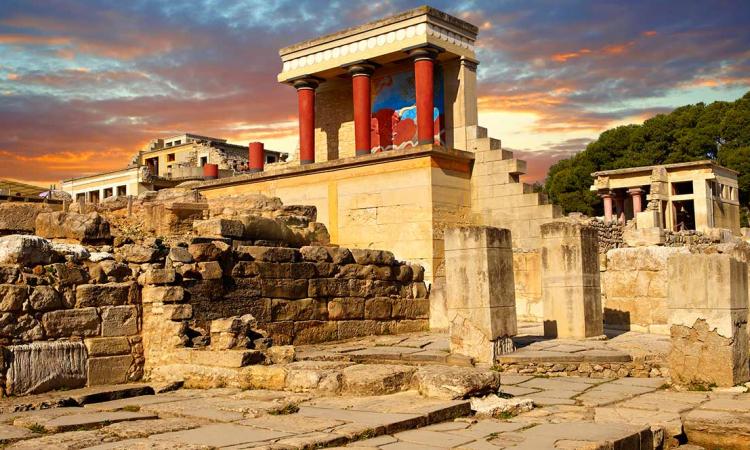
(348, 63, 376, 156)
(667, 253, 749, 387)
(294, 78, 320, 165)
(601, 192, 613, 223)
(445, 226, 517, 364)
(541, 221, 603, 338)
(248, 142, 264, 173)
(629, 188, 643, 214)
(409, 47, 439, 145)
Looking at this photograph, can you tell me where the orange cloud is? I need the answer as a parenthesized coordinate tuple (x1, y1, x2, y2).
(552, 48, 592, 62)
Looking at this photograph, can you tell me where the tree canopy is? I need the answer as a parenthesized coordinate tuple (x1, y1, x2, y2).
(544, 91, 750, 224)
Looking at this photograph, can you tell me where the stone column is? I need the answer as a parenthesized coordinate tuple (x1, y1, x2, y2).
(614, 193, 626, 223)
(347, 63, 376, 156)
(445, 226, 517, 364)
(540, 221, 603, 338)
(409, 47, 440, 145)
(601, 192, 613, 223)
(294, 77, 320, 165)
(628, 188, 643, 214)
(667, 253, 749, 387)
(248, 142, 264, 173)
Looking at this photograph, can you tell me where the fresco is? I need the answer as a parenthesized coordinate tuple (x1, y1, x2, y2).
(370, 67, 444, 152)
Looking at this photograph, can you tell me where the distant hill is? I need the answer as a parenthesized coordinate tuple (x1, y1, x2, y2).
(544, 91, 750, 225)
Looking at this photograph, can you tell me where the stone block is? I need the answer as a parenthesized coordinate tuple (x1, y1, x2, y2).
(188, 242, 227, 262)
(35, 211, 112, 243)
(117, 244, 159, 263)
(364, 297, 392, 320)
(445, 226, 517, 363)
(541, 220, 603, 338)
(139, 268, 177, 285)
(391, 298, 430, 319)
(327, 297, 365, 320)
(43, 308, 100, 338)
(271, 298, 327, 321)
(0, 235, 53, 266)
(300, 246, 331, 262)
(237, 246, 300, 263)
(293, 321, 338, 344)
(142, 285, 185, 304)
(164, 304, 193, 320)
(100, 305, 139, 337)
(5, 341, 87, 395)
(76, 282, 137, 308)
(326, 247, 354, 265)
(193, 218, 244, 238)
(623, 227, 665, 246)
(84, 337, 131, 356)
(260, 279, 308, 299)
(0, 284, 28, 311)
(0, 203, 51, 234)
(168, 246, 193, 263)
(52, 263, 89, 286)
(87, 355, 133, 385)
(350, 249, 396, 266)
(197, 261, 223, 280)
(337, 320, 383, 340)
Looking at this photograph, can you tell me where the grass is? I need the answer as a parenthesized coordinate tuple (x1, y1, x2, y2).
(267, 403, 300, 416)
(686, 382, 717, 392)
(355, 428, 377, 441)
(494, 411, 517, 420)
(118, 405, 141, 412)
(26, 423, 46, 434)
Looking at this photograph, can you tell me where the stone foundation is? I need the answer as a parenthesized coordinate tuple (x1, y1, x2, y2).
(495, 361, 669, 378)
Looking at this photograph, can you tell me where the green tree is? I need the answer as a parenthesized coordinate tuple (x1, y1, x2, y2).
(545, 91, 750, 225)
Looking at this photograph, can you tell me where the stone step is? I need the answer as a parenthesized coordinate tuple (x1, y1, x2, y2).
(0, 383, 155, 414)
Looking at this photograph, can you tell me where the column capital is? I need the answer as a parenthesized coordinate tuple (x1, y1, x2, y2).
(598, 190, 613, 199)
(343, 60, 378, 77)
(290, 75, 323, 90)
(404, 43, 443, 61)
(627, 187, 644, 195)
(460, 56, 479, 72)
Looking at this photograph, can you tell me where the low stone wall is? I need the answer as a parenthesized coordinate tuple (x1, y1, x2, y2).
(588, 219, 624, 253)
(601, 246, 688, 335)
(496, 361, 669, 378)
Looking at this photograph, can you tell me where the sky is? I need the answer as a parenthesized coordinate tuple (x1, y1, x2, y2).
(0, 0, 748, 187)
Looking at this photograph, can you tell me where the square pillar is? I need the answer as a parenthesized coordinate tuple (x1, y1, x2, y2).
(667, 253, 749, 387)
(445, 226, 517, 363)
(541, 221, 603, 338)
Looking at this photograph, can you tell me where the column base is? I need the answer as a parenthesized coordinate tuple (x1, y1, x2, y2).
(355, 149, 371, 156)
(247, 168, 262, 174)
(300, 159, 315, 165)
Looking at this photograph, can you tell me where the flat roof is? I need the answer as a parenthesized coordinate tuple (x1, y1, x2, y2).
(62, 166, 138, 183)
(0, 179, 49, 196)
(279, 6, 478, 56)
(592, 160, 739, 177)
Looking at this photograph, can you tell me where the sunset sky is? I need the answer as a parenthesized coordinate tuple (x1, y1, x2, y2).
(1, 0, 748, 187)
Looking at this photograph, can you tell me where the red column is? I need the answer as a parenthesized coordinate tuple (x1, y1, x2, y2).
(249, 141, 264, 173)
(410, 47, 439, 145)
(349, 63, 375, 156)
(601, 193, 613, 223)
(628, 188, 643, 214)
(294, 78, 319, 165)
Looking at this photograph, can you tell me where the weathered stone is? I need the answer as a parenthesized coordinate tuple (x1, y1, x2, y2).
(326, 247, 354, 265)
(470, 394, 534, 417)
(350, 248, 396, 266)
(237, 246, 301, 263)
(413, 366, 502, 399)
(337, 320, 383, 340)
(88, 355, 133, 385)
(28, 285, 62, 311)
(261, 278, 308, 299)
(0, 203, 52, 234)
(118, 244, 159, 263)
(193, 218, 245, 238)
(139, 268, 177, 285)
(364, 297, 393, 320)
(164, 304, 193, 320)
(197, 261, 223, 280)
(272, 298, 327, 321)
(0, 264, 20, 283)
(35, 211, 111, 243)
(293, 321, 338, 344)
(93, 260, 131, 282)
(188, 242, 226, 262)
(308, 278, 349, 297)
(101, 305, 139, 336)
(0, 284, 27, 311)
(168, 246, 193, 264)
(5, 341, 87, 395)
(391, 298, 430, 319)
(300, 246, 331, 262)
(142, 285, 185, 303)
(88, 251, 113, 262)
(42, 308, 100, 337)
(340, 364, 415, 395)
(0, 235, 53, 265)
(327, 297, 365, 320)
(84, 336, 131, 356)
(51, 242, 90, 262)
(76, 282, 137, 307)
(53, 263, 89, 286)
(265, 345, 295, 364)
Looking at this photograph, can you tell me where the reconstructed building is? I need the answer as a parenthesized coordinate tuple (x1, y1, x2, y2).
(591, 160, 740, 234)
(196, 6, 562, 328)
(61, 133, 287, 203)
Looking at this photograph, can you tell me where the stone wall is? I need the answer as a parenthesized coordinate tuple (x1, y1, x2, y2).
(601, 246, 689, 335)
(512, 249, 542, 322)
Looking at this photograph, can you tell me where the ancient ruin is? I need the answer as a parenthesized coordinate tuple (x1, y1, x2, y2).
(0, 5, 748, 450)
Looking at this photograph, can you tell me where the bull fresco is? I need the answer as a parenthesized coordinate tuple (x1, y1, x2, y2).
(370, 67, 445, 152)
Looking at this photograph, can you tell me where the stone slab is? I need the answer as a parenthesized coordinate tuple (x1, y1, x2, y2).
(43, 410, 157, 432)
(149, 423, 291, 447)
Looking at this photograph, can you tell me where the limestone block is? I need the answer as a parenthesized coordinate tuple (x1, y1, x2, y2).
(142, 286, 185, 304)
(292, 321, 338, 344)
(0, 265, 20, 284)
(391, 298, 430, 319)
(138, 268, 176, 285)
(188, 242, 227, 262)
(42, 308, 100, 338)
(197, 261, 223, 280)
(35, 211, 112, 244)
(635, 210, 660, 229)
(308, 278, 349, 297)
(92, 260, 131, 282)
(84, 336, 131, 356)
(0, 203, 52, 234)
(101, 305, 139, 337)
(445, 226, 517, 364)
(88, 355, 133, 385)
(607, 246, 688, 272)
(541, 221, 603, 338)
(28, 285, 63, 311)
(300, 246, 331, 262)
(0, 235, 53, 266)
(76, 282, 137, 308)
(364, 297, 392, 320)
(237, 246, 301, 263)
(0, 284, 28, 312)
(337, 320, 383, 340)
(326, 247, 354, 265)
(51, 242, 90, 262)
(164, 304, 193, 320)
(623, 227, 665, 247)
(327, 297, 365, 320)
(271, 298, 327, 321)
(6, 341, 87, 395)
(117, 244, 159, 263)
(193, 218, 244, 238)
(260, 279, 308, 299)
(168, 246, 193, 264)
(350, 249, 396, 266)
